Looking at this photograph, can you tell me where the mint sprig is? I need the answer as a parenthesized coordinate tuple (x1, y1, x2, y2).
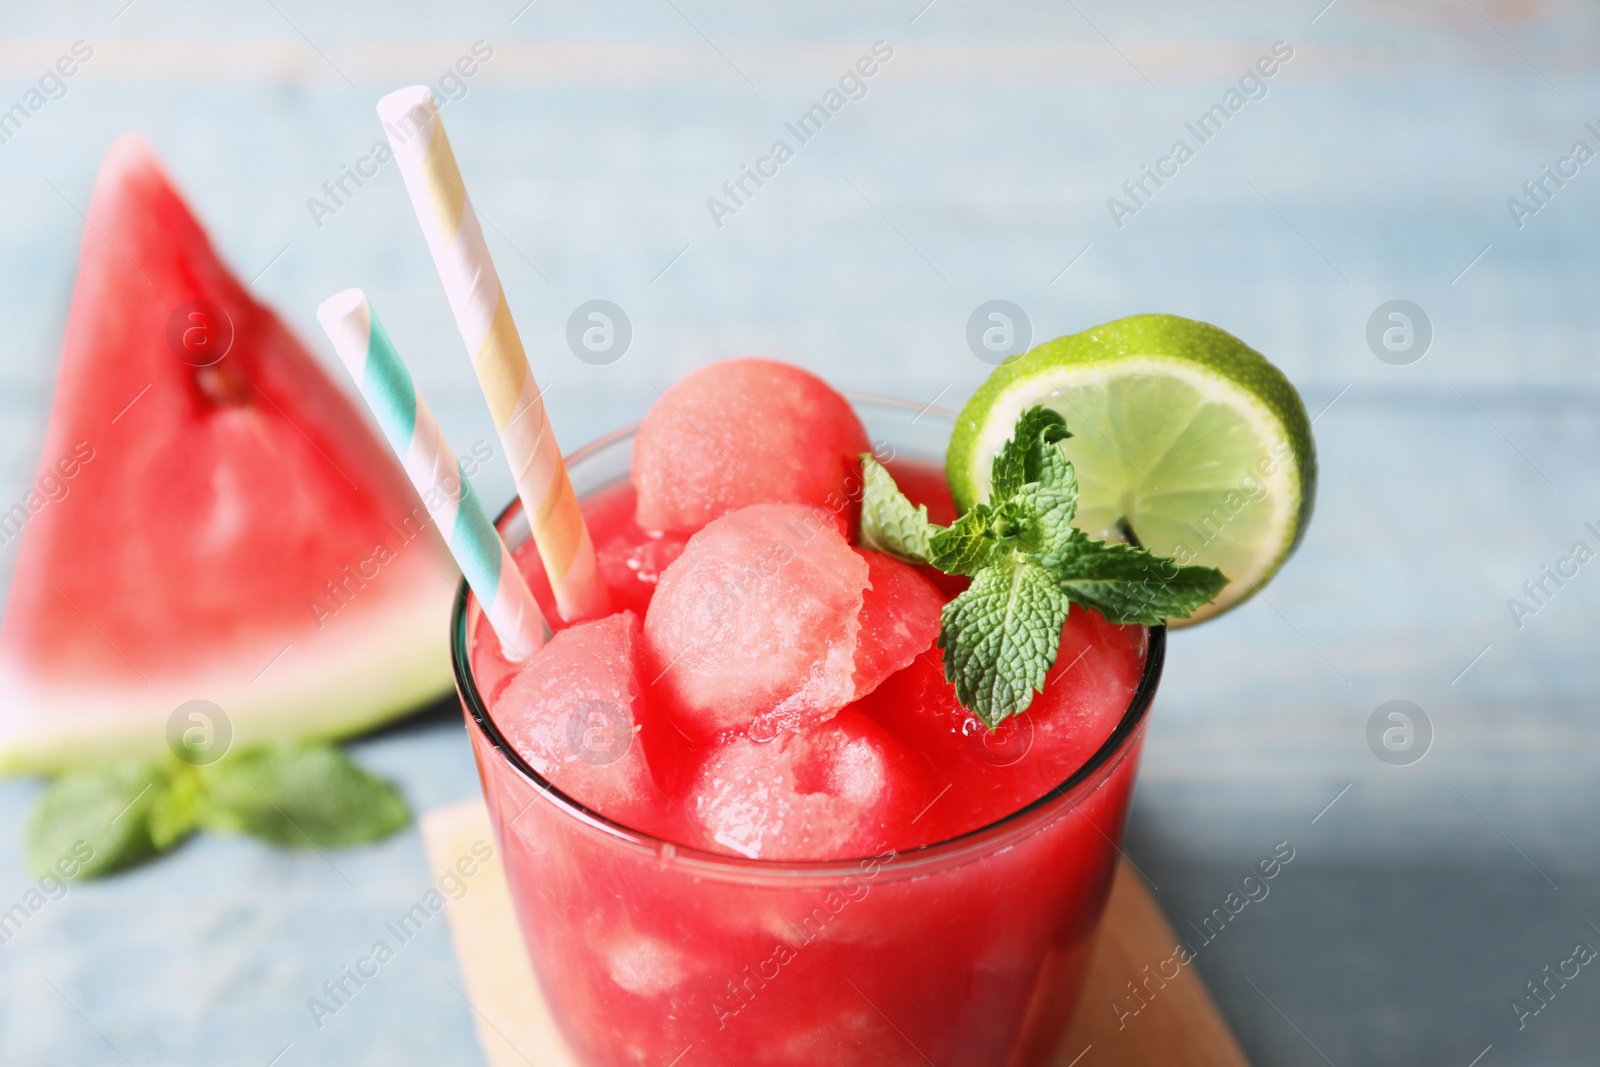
(200, 743, 411, 849)
(24, 742, 411, 879)
(860, 406, 1228, 728)
(1053, 529, 1232, 625)
(859, 451, 936, 563)
(939, 555, 1069, 723)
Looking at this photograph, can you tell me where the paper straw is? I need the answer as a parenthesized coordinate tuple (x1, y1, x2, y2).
(376, 86, 610, 624)
(316, 289, 547, 662)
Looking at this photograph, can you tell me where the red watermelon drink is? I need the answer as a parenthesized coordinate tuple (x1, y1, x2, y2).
(452, 361, 1174, 1067)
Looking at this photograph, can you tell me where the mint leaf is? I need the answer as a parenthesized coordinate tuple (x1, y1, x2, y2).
(929, 506, 994, 576)
(990, 406, 1071, 501)
(1029, 417, 1075, 490)
(21, 744, 412, 879)
(200, 743, 410, 849)
(1054, 530, 1228, 625)
(149, 764, 204, 851)
(857, 405, 1229, 730)
(25, 762, 166, 879)
(1019, 449, 1079, 568)
(858, 454, 935, 564)
(937, 554, 1070, 727)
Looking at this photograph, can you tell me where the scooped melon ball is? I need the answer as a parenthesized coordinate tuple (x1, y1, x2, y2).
(688, 707, 934, 860)
(492, 611, 669, 833)
(645, 503, 869, 739)
(631, 358, 870, 534)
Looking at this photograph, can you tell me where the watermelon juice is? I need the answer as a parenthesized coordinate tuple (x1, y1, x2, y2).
(452, 392, 1162, 1066)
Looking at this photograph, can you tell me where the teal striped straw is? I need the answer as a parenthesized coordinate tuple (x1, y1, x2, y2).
(316, 288, 547, 660)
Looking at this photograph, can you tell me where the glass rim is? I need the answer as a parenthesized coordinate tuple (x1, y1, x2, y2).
(450, 396, 1166, 881)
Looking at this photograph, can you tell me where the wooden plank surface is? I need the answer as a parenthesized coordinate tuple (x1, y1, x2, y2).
(420, 800, 1249, 1067)
(1061, 864, 1249, 1067)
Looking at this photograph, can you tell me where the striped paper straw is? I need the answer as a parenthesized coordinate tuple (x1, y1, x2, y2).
(376, 85, 611, 624)
(316, 289, 547, 662)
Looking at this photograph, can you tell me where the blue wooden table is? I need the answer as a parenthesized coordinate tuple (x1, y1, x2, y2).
(1, 2, 1598, 1064)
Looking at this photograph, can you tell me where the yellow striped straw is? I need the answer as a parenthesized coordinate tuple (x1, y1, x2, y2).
(377, 85, 611, 623)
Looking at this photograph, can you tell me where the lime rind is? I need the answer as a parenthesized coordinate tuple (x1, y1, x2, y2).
(948, 314, 1316, 624)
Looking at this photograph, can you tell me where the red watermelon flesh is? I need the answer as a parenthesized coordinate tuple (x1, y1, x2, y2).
(491, 611, 686, 840)
(631, 358, 870, 535)
(516, 480, 689, 624)
(0, 135, 458, 771)
(644, 503, 868, 740)
(686, 707, 934, 860)
(850, 548, 942, 700)
(859, 607, 1147, 841)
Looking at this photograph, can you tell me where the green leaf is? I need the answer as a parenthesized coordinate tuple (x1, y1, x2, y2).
(148, 764, 204, 851)
(1054, 531, 1229, 625)
(24, 762, 167, 879)
(199, 743, 410, 849)
(1019, 450, 1079, 568)
(913, 406, 1233, 730)
(1028, 421, 1076, 492)
(858, 454, 936, 565)
(989, 406, 1071, 501)
(929, 506, 995, 577)
(20, 744, 413, 880)
(937, 554, 1070, 728)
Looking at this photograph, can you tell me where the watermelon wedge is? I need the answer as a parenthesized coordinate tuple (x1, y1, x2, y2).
(0, 135, 458, 772)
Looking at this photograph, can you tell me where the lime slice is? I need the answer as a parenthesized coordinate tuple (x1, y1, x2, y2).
(948, 313, 1315, 624)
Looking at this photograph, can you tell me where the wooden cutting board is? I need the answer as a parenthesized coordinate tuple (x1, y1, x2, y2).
(421, 801, 1250, 1067)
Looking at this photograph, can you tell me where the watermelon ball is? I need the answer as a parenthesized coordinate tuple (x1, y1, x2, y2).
(631, 358, 871, 534)
(688, 708, 933, 860)
(492, 611, 673, 834)
(850, 549, 944, 702)
(860, 606, 1147, 843)
(646, 504, 869, 739)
